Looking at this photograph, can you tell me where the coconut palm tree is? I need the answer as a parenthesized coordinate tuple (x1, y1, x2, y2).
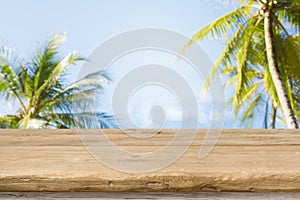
(222, 29, 300, 128)
(0, 34, 116, 129)
(181, 0, 299, 128)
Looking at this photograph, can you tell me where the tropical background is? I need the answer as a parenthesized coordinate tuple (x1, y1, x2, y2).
(0, 0, 299, 129)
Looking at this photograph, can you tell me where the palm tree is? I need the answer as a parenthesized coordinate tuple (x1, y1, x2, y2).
(181, 0, 299, 128)
(221, 29, 299, 128)
(0, 34, 116, 129)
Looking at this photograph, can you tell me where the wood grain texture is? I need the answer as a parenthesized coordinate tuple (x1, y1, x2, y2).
(1, 192, 300, 199)
(0, 129, 300, 192)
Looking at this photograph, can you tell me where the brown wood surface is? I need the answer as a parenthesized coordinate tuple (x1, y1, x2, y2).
(1, 192, 300, 199)
(0, 129, 300, 192)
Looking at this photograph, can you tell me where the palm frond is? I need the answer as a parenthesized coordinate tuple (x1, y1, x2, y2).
(32, 34, 66, 91)
(0, 64, 27, 113)
(0, 34, 116, 129)
(241, 93, 263, 126)
(35, 51, 83, 98)
(19, 65, 33, 99)
(38, 71, 109, 114)
(276, 1, 300, 33)
(179, 5, 255, 56)
(230, 17, 264, 107)
(96, 112, 119, 128)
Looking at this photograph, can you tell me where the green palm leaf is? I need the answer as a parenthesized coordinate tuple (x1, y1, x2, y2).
(0, 34, 116, 129)
(180, 0, 300, 128)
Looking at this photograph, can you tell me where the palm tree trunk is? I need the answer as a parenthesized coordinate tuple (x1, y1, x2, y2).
(263, 100, 269, 129)
(270, 101, 277, 129)
(264, 9, 298, 129)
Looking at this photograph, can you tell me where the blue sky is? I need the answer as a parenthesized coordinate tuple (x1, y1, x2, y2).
(0, 0, 277, 128)
(1, 0, 229, 57)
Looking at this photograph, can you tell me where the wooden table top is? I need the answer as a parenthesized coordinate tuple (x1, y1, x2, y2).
(0, 129, 300, 192)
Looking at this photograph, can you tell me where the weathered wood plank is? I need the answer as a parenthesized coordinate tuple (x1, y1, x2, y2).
(0, 129, 300, 192)
(1, 192, 300, 199)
